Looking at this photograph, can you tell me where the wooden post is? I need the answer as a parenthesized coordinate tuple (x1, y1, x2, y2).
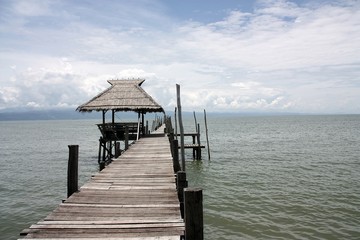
(99, 138, 105, 171)
(125, 125, 129, 150)
(146, 120, 149, 135)
(172, 139, 181, 173)
(193, 111, 198, 133)
(184, 188, 203, 240)
(176, 171, 188, 219)
(102, 110, 106, 124)
(101, 139, 106, 169)
(98, 137, 102, 164)
(110, 110, 115, 157)
(151, 120, 155, 132)
(169, 132, 174, 157)
(193, 112, 198, 158)
(192, 135, 196, 159)
(196, 123, 202, 160)
(141, 112, 145, 136)
(174, 107, 178, 140)
(99, 161, 105, 171)
(109, 141, 112, 160)
(136, 116, 141, 141)
(67, 145, 79, 198)
(204, 109, 210, 160)
(176, 84, 185, 171)
(115, 142, 121, 158)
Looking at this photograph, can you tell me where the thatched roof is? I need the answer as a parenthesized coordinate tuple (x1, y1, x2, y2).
(77, 79, 164, 113)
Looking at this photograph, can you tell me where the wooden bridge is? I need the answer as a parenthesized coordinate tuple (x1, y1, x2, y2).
(19, 125, 203, 239)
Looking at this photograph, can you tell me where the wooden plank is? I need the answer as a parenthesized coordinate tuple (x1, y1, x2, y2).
(22, 229, 185, 239)
(30, 222, 185, 229)
(21, 129, 185, 239)
(37, 219, 184, 225)
(182, 144, 205, 149)
(44, 215, 182, 222)
(19, 236, 181, 240)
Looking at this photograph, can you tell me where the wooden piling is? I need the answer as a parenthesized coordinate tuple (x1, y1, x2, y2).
(184, 188, 203, 240)
(115, 142, 121, 158)
(125, 125, 129, 150)
(176, 171, 188, 219)
(174, 107, 178, 140)
(196, 123, 202, 160)
(193, 111, 198, 133)
(136, 116, 141, 141)
(176, 84, 185, 171)
(204, 109, 210, 160)
(172, 139, 181, 173)
(98, 137, 102, 164)
(67, 145, 79, 198)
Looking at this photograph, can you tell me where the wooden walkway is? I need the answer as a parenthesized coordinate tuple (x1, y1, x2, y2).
(20, 127, 184, 239)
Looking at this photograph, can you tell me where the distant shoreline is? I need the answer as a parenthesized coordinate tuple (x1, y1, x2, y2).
(0, 109, 358, 121)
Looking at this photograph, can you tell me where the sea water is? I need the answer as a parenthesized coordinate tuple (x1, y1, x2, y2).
(1, 115, 359, 239)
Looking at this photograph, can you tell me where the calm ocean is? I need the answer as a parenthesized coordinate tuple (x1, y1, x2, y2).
(1, 114, 359, 239)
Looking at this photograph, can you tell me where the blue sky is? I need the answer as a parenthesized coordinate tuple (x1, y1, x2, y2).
(0, 0, 359, 113)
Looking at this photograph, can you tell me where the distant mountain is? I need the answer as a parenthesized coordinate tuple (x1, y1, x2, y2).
(0, 109, 102, 121)
(0, 108, 162, 121)
(0, 108, 306, 121)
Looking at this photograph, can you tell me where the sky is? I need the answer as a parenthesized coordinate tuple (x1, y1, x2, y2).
(0, 0, 359, 114)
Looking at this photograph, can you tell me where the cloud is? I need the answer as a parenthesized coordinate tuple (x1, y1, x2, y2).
(177, 1, 360, 71)
(0, 0, 359, 113)
(12, 0, 52, 17)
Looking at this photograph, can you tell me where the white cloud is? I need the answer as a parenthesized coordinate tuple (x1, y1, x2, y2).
(0, 0, 359, 113)
(12, 0, 52, 17)
(0, 87, 20, 104)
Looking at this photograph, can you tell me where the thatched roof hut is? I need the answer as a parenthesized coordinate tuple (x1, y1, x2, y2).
(76, 79, 164, 113)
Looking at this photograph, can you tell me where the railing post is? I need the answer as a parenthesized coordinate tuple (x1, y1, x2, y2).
(172, 139, 181, 173)
(98, 137, 102, 165)
(125, 126, 129, 150)
(176, 171, 187, 218)
(184, 188, 203, 240)
(115, 142, 121, 158)
(67, 145, 79, 198)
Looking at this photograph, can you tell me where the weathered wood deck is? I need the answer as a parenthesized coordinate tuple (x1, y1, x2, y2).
(20, 127, 184, 239)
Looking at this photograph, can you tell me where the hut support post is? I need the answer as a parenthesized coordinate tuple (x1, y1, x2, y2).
(115, 142, 121, 158)
(184, 188, 203, 240)
(67, 145, 79, 198)
(136, 115, 140, 141)
(110, 110, 115, 156)
(98, 137, 102, 164)
(102, 110, 106, 124)
(101, 141, 106, 169)
(125, 126, 129, 150)
(141, 112, 145, 136)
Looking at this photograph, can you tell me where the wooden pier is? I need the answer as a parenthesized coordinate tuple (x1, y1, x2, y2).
(20, 126, 186, 239)
(20, 80, 205, 239)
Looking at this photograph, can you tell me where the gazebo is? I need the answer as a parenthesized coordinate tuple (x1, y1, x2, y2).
(77, 79, 165, 167)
